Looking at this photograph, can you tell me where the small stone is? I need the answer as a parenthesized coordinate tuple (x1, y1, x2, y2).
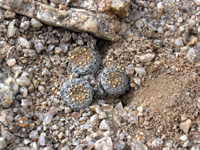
(20, 21, 30, 31)
(175, 37, 184, 47)
(187, 36, 198, 47)
(1, 126, 15, 144)
(6, 58, 16, 67)
(59, 43, 70, 53)
(31, 18, 43, 28)
(89, 114, 99, 128)
(179, 135, 188, 141)
(18, 37, 31, 49)
(21, 99, 32, 107)
(16, 76, 31, 87)
(38, 132, 46, 146)
(0, 11, 5, 22)
(20, 86, 28, 97)
(186, 48, 198, 62)
(33, 38, 45, 53)
(43, 107, 58, 124)
(182, 140, 193, 148)
(0, 137, 6, 149)
(135, 67, 146, 76)
(151, 138, 164, 150)
(38, 86, 45, 95)
(4, 10, 15, 18)
(195, 0, 200, 5)
(99, 120, 110, 131)
(23, 138, 32, 145)
(0, 109, 13, 126)
(114, 141, 126, 150)
(166, 24, 176, 31)
(179, 119, 192, 133)
(58, 132, 64, 139)
(94, 137, 113, 150)
(64, 107, 71, 113)
(29, 130, 39, 140)
(139, 53, 155, 63)
(135, 20, 143, 29)
(7, 20, 16, 38)
(157, 2, 164, 13)
(130, 141, 148, 150)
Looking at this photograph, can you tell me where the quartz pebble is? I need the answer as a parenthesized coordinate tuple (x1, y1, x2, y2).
(31, 18, 43, 28)
(89, 114, 99, 128)
(18, 37, 31, 49)
(94, 137, 113, 150)
(151, 138, 164, 150)
(0, 109, 13, 126)
(43, 107, 58, 124)
(139, 53, 155, 63)
(1, 126, 15, 144)
(29, 130, 39, 140)
(130, 141, 148, 150)
(38, 132, 46, 146)
(16, 76, 31, 87)
(0, 137, 6, 149)
(99, 119, 110, 131)
(175, 37, 184, 47)
(4, 10, 15, 18)
(6, 58, 16, 67)
(7, 20, 16, 38)
(135, 67, 146, 76)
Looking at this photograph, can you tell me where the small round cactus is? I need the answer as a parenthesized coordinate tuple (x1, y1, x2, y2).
(68, 46, 101, 75)
(60, 78, 94, 111)
(100, 67, 129, 97)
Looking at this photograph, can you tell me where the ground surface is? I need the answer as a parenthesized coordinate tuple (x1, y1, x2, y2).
(0, 0, 200, 150)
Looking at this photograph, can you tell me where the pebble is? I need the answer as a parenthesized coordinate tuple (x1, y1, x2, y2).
(6, 58, 16, 67)
(135, 20, 144, 29)
(23, 139, 32, 145)
(99, 120, 110, 131)
(130, 141, 148, 150)
(7, 20, 16, 38)
(38, 86, 45, 95)
(182, 140, 193, 148)
(0, 109, 13, 126)
(187, 36, 198, 47)
(135, 67, 146, 76)
(43, 107, 58, 124)
(175, 37, 184, 47)
(139, 53, 155, 63)
(16, 76, 31, 87)
(194, 0, 200, 5)
(20, 86, 28, 97)
(4, 10, 15, 18)
(18, 37, 31, 49)
(38, 132, 46, 146)
(157, 2, 164, 13)
(94, 137, 113, 150)
(179, 135, 188, 141)
(31, 18, 43, 28)
(21, 99, 32, 107)
(29, 130, 39, 140)
(20, 21, 30, 30)
(151, 138, 164, 150)
(0, 137, 6, 149)
(89, 114, 99, 128)
(179, 119, 192, 133)
(186, 48, 197, 62)
(1, 126, 15, 144)
(113, 141, 126, 150)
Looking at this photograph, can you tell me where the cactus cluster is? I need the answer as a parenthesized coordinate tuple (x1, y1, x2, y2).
(61, 46, 129, 111)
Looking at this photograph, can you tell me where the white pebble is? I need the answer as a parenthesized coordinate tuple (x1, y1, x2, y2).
(94, 137, 113, 150)
(20, 86, 28, 97)
(6, 58, 16, 67)
(31, 18, 43, 28)
(18, 37, 31, 49)
(16, 76, 31, 86)
(7, 20, 16, 38)
(135, 67, 146, 76)
(0, 137, 6, 149)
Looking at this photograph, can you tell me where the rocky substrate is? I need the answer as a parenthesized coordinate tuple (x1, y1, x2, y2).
(0, 0, 200, 150)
